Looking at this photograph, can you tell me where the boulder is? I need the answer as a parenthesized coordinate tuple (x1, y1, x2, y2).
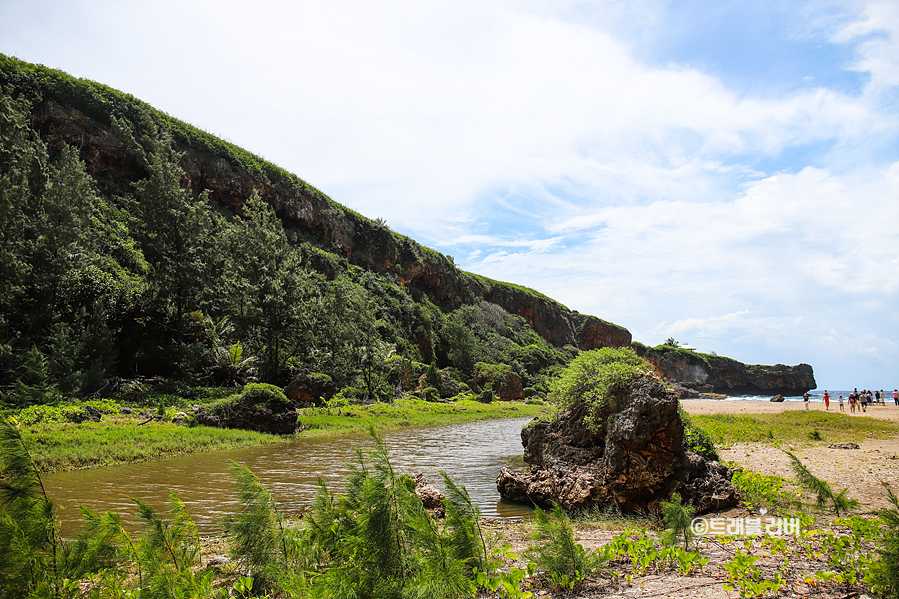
(496, 376, 739, 514)
(770, 394, 785, 402)
(283, 373, 336, 407)
(412, 473, 445, 518)
(829, 442, 860, 450)
(196, 384, 297, 434)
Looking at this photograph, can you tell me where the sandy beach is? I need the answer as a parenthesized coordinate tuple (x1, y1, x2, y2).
(680, 397, 899, 422)
(681, 398, 899, 512)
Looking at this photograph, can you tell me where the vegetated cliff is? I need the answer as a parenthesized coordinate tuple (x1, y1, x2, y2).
(1, 55, 814, 393)
(634, 345, 816, 396)
(14, 69, 629, 353)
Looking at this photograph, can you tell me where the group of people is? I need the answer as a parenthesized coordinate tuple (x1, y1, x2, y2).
(806, 388, 899, 412)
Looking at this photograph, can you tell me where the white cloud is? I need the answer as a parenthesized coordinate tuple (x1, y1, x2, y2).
(2, 0, 897, 386)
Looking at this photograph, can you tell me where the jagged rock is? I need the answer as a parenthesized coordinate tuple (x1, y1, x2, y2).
(412, 473, 445, 518)
(829, 442, 860, 450)
(283, 372, 336, 407)
(496, 376, 739, 513)
(770, 394, 785, 402)
(196, 384, 297, 434)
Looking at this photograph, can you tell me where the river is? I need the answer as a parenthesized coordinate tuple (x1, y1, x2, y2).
(43, 417, 535, 536)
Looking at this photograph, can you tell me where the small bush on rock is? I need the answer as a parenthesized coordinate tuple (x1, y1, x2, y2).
(240, 383, 290, 406)
(547, 347, 651, 430)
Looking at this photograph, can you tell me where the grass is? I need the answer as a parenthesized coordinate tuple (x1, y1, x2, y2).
(296, 398, 551, 437)
(692, 410, 899, 445)
(21, 421, 278, 473)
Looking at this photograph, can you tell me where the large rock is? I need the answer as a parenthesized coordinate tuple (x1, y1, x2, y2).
(496, 376, 739, 513)
(283, 372, 336, 407)
(196, 384, 297, 434)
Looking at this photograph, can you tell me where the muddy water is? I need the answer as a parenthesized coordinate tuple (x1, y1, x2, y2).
(43, 417, 535, 535)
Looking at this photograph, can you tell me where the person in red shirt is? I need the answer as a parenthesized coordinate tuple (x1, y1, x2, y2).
(823, 391, 830, 411)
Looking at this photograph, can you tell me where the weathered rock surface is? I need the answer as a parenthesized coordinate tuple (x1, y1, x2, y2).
(195, 389, 297, 434)
(770, 394, 785, 402)
(283, 372, 336, 407)
(412, 473, 446, 518)
(635, 346, 815, 395)
(496, 377, 739, 513)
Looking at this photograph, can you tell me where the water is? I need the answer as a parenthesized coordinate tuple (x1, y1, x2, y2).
(721, 390, 875, 403)
(43, 417, 536, 536)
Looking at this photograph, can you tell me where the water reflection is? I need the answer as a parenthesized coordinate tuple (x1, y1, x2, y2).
(44, 417, 535, 535)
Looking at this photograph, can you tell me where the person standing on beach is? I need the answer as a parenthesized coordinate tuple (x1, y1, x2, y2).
(893, 389, 898, 406)
(823, 391, 830, 410)
(839, 395, 844, 412)
(804, 392, 810, 409)
(849, 391, 856, 413)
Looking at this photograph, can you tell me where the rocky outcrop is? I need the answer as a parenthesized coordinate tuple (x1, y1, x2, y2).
(283, 372, 336, 407)
(496, 377, 739, 513)
(635, 346, 815, 396)
(195, 385, 297, 434)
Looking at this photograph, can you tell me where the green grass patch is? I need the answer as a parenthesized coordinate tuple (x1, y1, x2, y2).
(297, 398, 551, 437)
(727, 466, 800, 513)
(21, 422, 280, 473)
(692, 410, 899, 445)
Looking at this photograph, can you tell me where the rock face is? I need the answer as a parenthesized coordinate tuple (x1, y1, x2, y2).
(496, 377, 739, 513)
(636, 346, 816, 396)
(283, 373, 336, 407)
(770, 394, 785, 402)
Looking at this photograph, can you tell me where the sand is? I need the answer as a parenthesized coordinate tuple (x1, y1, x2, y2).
(680, 397, 899, 422)
(681, 398, 899, 513)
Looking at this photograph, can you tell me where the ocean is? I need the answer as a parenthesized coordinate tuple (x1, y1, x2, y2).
(719, 389, 889, 402)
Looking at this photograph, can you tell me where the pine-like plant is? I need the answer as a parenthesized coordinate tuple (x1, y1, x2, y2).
(524, 502, 593, 590)
(303, 425, 476, 599)
(0, 418, 122, 598)
(223, 461, 309, 592)
(133, 495, 212, 599)
(662, 492, 696, 550)
(784, 450, 859, 516)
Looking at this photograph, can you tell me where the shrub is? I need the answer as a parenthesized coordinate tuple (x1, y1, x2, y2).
(679, 406, 719, 461)
(239, 383, 290, 406)
(420, 386, 441, 402)
(547, 347, 651, 430)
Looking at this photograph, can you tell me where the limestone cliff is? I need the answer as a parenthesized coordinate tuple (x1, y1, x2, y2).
(634, 345, 816, 395)
(27, 97, 630, 353)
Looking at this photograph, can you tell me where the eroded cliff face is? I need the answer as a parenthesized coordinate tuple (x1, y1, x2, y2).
(28, 98, 631, 352)
(635, 346, 816, 395)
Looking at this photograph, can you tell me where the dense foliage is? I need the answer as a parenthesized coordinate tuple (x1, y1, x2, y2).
(0, 62, 570, 406)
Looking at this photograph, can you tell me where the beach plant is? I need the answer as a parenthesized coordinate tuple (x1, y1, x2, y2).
(0, 417, 134, 599)
(524, 502, 596, 590)
(302, 424, 479, 598)
(875, 483, 899, 599)
(784, 450, 859, 516)
(661, 492, 695, 550)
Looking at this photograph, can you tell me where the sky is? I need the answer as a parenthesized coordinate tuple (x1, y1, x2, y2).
(2, 0, 897, 390)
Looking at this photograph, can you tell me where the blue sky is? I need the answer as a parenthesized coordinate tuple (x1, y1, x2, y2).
(2, 0, 897, 390)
